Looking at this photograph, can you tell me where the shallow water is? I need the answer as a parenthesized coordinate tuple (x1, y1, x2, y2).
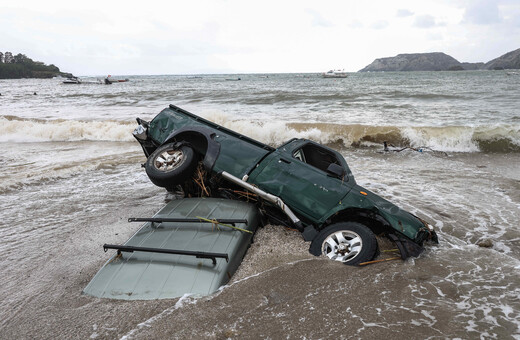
(0, 72, 519, 339)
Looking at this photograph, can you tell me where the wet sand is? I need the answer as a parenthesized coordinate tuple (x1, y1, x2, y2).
(2, 202, 516, 340)
(1, 152, 519, 339)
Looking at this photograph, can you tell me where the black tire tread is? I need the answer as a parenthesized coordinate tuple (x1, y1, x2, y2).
(145, 143, 197, 189)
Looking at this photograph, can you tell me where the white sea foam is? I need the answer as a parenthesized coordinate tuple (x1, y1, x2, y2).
(202, 111, 520, 152)
(1, 114, 519, 153)
(119, 293, 196, 340)
(401, 126, 481, 152)
(0, 117, 135, 142)
(402, 125, 520, 153)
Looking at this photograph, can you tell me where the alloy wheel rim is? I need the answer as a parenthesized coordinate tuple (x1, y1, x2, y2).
(322, 230, 362, 262)
(154, 149, 184, 172)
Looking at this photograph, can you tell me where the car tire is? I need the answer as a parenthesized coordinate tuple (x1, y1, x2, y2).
(145, 143, 197, 189)
(309, 222, 378, 266)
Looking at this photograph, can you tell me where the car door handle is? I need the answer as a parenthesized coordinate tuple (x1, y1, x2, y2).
(279, 158, 292, 164)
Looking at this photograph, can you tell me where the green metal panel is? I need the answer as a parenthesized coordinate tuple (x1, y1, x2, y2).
(248, 151, 352, 221)
(147, 107, 272, 178)
(140, 107, 433, 246)
(211, 134, 272, 178)
(336, 185, 429, 242)
(83, 198, 261, 300)
(147, 108, 192, 144)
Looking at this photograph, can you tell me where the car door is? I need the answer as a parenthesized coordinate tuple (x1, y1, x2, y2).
(249, 141, 352, 221)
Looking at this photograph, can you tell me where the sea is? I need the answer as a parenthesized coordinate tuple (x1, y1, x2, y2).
(0, 71, 519, 339)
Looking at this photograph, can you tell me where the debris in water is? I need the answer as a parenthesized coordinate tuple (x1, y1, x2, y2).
(476, 238, 493, 248)
(382, 141, 448, 156)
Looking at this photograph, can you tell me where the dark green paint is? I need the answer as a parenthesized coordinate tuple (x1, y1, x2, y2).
(139, 105, 437, 246)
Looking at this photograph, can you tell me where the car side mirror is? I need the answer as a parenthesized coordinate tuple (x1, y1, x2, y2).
(326, 163, 345, 179)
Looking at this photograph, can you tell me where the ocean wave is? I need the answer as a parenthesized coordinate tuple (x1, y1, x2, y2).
(2, 115, 519, 153)
(0, 146, 143, 195)
(208, 114, 520, 153)
(288, 123, 520, 153)
(0, 116, 136, 142)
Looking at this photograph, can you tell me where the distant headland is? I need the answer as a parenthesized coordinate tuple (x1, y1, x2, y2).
(359, 48, 520, 72)
(0, 52, 73, 79)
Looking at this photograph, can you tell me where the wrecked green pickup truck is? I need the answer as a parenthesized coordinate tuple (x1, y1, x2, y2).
(133, 104, 438, 265)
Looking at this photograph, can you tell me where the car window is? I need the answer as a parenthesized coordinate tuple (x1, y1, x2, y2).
(293, 149, 306, 162)
(293, 144, 341, 172)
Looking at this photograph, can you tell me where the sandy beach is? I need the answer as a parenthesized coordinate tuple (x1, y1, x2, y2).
(1, 73, 519, 339)
(2, 196, 517, 339)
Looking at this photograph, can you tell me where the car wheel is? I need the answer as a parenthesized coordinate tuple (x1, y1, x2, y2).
(145, 143, 197, 189)
(309, 222, 378, 266)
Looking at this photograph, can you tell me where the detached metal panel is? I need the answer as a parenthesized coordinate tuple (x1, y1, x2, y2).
(83, 198, 261, 300)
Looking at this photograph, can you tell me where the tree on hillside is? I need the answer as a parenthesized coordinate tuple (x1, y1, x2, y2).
(4, 52, 13, 63)
(0, 51, 71, 79)
(13, 53, 28, 64)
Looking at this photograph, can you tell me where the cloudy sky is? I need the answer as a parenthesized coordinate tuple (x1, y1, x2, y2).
(2, 0, 519, 75)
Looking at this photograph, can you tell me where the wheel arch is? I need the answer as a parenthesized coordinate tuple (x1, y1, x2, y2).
(164, 127, 221, 171)
(326, 208, 392, 236)
(326, 208, 430, 260)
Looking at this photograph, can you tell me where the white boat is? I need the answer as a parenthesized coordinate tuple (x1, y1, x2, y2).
(62, 77, 104, 85)
(63, 77, 81, 84)
(322, 69, 348, 78)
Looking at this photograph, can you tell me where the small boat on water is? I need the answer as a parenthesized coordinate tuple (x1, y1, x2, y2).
(62, 76, 104, 85)
(104, 75, 130, 84)
(63, 77, 81, 84)
(322, 69, 348, 78)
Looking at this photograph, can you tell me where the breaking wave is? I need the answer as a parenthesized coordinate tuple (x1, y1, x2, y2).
(0, 116, 135, 142)
(209, 114, 520, 153)
(1, 115, 519, 153)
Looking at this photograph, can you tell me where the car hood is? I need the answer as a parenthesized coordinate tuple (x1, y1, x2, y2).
(347, 184, 436, 244)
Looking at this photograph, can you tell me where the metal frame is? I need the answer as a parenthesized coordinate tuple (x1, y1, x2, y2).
(103, 244, 229, 265)
(128, 217, 248, 225)
(101, 216, 249, 265)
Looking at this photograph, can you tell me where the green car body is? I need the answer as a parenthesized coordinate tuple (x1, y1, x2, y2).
(134, 105, 438, 260)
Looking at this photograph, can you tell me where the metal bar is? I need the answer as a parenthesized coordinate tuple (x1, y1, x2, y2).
(220, 171, 304, 231)
(103, 244, 229, 265)
(128, 217, 248, 225)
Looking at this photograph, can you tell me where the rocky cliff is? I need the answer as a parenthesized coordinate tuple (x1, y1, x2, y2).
(484, 48, 520, 70)
(359, 48, 520, 72)
(359, 52, 461, 72)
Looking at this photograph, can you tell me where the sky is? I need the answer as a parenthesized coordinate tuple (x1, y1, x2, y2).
(1, 0, 520, 75)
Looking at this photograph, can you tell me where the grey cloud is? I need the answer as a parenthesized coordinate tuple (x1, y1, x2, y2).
(396, 9, 414, 17)
(413, 15, 437, 28)
(349, 20, 363, 29)
(305, 9, 333, 27)
(509, 13, 520, 27)
(371, 20, 389, 30)
(463, 0, 502, 25)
